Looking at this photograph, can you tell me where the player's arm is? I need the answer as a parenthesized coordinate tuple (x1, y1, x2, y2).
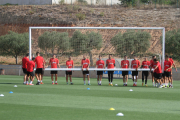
(22, 60, 23, 68)
(153, 65, 158, 72)
(173, 63, 177, 72)
(81, 60, 83, 71)
(87, 60, 90, 70)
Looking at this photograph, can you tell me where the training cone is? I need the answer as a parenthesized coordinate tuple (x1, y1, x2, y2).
(14, 85, 17, 87)
(9, 91, 13, 93)
(109, 108, 115, 110)
(87, 88, 90, 90)
(129, 89, 133, 91)
(0, 94, 4, 97)
(116, 113, 124, 116)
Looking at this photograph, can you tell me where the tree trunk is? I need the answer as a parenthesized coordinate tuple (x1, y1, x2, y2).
(15, 55, 18, 64)
(88, 51, 93, 66)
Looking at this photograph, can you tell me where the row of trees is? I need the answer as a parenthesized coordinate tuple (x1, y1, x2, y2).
(0, 29, 179, 64)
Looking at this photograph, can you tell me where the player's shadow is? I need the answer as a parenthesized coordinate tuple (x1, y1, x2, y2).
(0, 83, 22, 84)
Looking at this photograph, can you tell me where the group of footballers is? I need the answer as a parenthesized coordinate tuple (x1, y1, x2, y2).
(22, 52, 177, 88)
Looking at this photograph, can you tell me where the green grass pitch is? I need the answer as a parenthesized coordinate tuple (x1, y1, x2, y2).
(0, 75, 180, 120)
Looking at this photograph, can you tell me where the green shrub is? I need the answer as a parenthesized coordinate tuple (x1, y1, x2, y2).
(76, 13, 86, 20)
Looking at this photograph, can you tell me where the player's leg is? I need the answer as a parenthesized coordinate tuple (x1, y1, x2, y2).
(99, 74, 102, 85)
(110, 71, 113, 86)
(29, 72, 35, 85)
(86, 71, 90, 85)
(83, 71, 86, 85)
(26, 73, 30, 85)
(151, 72, 155, 86)
(35, 69, 41, 85)
(170, 71, 173, 88)
(108, 71, 111, 85)
(125, 74, 128, 86)
(123, 76, 125, 86)
(55, 74, 58, 84)
(145, 71, 148, 87)
(135, 72, 138, 86)
(40, 69, 44, 84)
(97, 74, 100, 85)
(142, 71, 145, 86)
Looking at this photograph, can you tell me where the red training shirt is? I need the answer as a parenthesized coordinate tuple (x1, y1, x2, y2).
(131, 59, 140, 68)
(164, 60, 172, 72)
(142, 61, 150, 69)
(154, 61, 162, 73)
(27, 61, 35, 72)
(169, 58, 174, 64)
(49, 58, 59, 68)
(81, 59, 90, 68)
(22, 57, 29, 69)
(34, 56, 44, 69)
(66, 60, 73, 71)
(96, 60, 104, 68)
(121, 60, 129, 68)
(150, 59, 156, 69)
(106, 59, 115, 69)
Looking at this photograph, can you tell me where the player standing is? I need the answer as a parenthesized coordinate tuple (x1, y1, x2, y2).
(131, 55, 140, 86)
(96, 55, 105, 85)
(169, 56, 177, 88)
(81, 55, 90, 85)
(34, 52, 45, 85)
(106, 54, 115, 86)
(141, 57, 150, 87)
(49, 54, 60, 85)
(153, 58, 162, 88)
(150, 56, 156, 86)
(26, 57, 35, 85)
(163, 55, 172, 87)
(66, 56, 74, 85)
(121, 55, 129, 86)
(22, 53, 29, 84)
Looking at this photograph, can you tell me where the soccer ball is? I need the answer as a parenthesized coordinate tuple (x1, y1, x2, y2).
(115, 84, 118, 86)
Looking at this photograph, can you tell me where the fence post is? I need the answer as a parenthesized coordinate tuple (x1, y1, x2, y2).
(71, 0, 72, 5)
(155, 0, 156, 8)
(19, 66, 21, 76)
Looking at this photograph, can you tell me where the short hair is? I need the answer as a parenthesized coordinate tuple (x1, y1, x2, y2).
(154, 58, 157, 62)
(165, 55, 169, 58)
(32, 57, 35, 60)
(26, 53, 29, 56)
(109, 54, 112, 56)
(169, 56, 172, 58)
(36, 52, 39, 55)
(124, 55, 127, 57)
(99, 55, 102, 57)
(152, 55, 156, 58)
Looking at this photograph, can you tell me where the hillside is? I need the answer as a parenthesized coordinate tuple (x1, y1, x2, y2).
(0, 5, 180, 66)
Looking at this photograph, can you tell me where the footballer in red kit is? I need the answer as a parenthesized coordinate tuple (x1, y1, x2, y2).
(96, 55, 105, 85)
(169, 56, 177, 88)
(163, 55, 172, 87)
(49, 54, 60, 85)
(66, 56, 74, 85)
(26, 57, 35, 85)
(141, 57, 150, 86)
(81, 55, 90, 85)
(150, 56, 156, 86)
(22, 53, 29, 84)
(34, 52, 45, 85)
(106, 54, 115, 86)
(153, 58, 162, 87)
(121, 55, 129, 86)
(131, 55, 140, 86)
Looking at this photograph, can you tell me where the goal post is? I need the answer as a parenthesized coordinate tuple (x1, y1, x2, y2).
(29, 27, 165, 71)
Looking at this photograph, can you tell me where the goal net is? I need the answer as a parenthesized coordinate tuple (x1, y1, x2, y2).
(29, 27, 165, 70)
